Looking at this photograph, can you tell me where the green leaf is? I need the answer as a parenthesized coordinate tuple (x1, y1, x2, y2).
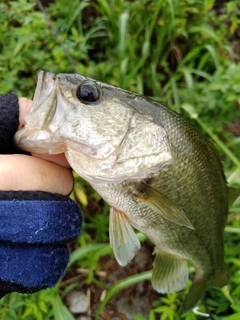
(204, 44, 219, 68)
(51, 294, 75, 320)
(69, 243, 106, 266)
(189, 25, 220, 43)
(149, 310, 156, 320)
(181, 103, 198, 119)
(225, 226, 240, 233)
(21, 306, 33, 319)
(95, 271, 152, 319)
(224, 313, 240, 320)
(38, 300, 48, 313)
(134, 316, 147, 320)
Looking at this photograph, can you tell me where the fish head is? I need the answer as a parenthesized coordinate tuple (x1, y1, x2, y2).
(15, 70, 172, 184)
(16, 70, 132, 156)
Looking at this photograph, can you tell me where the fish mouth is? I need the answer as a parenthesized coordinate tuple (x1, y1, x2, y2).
(14, 70, 86, 154)
(14, 70, 89, 155)
(14, 70, 59, 152)
(24, 70, 57, 129)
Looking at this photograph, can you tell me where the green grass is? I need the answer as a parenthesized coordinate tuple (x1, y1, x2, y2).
(0, 0, 240, 319)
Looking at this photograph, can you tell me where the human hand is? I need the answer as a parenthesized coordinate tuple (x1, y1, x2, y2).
(0, 94, 82, 299)
(0, 98, 73, 195)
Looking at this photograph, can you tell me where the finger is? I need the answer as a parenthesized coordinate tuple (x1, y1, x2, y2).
(0, 154, 73, 195)
(18, 98, 32, 129)
(32, 153, 71, 168)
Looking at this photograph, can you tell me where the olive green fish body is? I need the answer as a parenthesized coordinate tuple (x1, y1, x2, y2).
(14, 71, 233, 312)
(91, 105, 229, 310)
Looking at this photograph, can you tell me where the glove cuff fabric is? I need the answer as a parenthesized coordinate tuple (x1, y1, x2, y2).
(0, 197, 81, 244)
(0, 190, 82, 297)
(0, 245, 69, 298)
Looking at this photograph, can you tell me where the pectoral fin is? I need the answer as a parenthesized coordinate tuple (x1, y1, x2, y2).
(152, 251, 189, 293)
(228, 187, 240, 207)
(138, 184, 194, 229)
(109, 207, 140, 266)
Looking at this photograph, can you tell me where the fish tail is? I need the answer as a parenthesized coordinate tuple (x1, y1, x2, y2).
(209, 264, 229, 288)
(182, 280, 207, 313)
(182, 265, 229, 313)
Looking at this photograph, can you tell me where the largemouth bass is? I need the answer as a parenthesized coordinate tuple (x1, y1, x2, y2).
(14, 70, 238, 312)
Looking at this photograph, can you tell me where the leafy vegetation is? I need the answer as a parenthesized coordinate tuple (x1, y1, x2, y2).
(0, 0, 240, 319)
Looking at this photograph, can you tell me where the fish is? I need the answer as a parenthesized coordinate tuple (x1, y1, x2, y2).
(14, 70, 239, 312)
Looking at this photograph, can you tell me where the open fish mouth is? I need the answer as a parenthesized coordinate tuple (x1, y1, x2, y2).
(25, 70, 57, 130)
(14, 71, 64, 154)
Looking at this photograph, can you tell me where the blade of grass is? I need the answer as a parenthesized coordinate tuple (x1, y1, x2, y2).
(181, 46, 203, 66)
(182, 104, 240, 168)
(189, 69, 213, 81)
(51, 291, 75, 320)
(227, 168, 240, 185)
(66, 0, 90, 33)
(95, 0, 111, 18)
(119, 11, 129, 58)
(86, 244, 113, 284)
(95, 270, 152, 320)
(196, 117, 240, 168)
(170, 76, 180, 106)
(36, 0, 78, 73)
(189, 25, 220, 43)
(52, 300, 75, 320)
(197, 51, 211, 70)
(225, 226, 240, 233)
(151, 63, 161, 97)
(69, 243, 106, 266)
(124, 0, 166, 87)
(182, 68, 195, 105)
(204, 44, 220, 69)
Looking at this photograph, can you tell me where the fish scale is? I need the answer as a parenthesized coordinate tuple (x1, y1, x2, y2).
(14, 70, 238, 312)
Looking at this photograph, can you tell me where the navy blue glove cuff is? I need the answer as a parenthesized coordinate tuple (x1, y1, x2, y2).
(0, 191, 82, 298)
(0, 244, 69, 296)
(0, 198, 81, 244)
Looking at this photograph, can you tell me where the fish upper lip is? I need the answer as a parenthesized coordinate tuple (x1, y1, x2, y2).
(32, 70, 57, 110)
(41, 70, 57, 93)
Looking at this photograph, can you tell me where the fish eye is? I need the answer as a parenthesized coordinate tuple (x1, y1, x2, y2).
(76, 81, 101, 104)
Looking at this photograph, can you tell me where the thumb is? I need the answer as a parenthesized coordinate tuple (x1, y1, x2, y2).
(18, 98, 32, 130)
